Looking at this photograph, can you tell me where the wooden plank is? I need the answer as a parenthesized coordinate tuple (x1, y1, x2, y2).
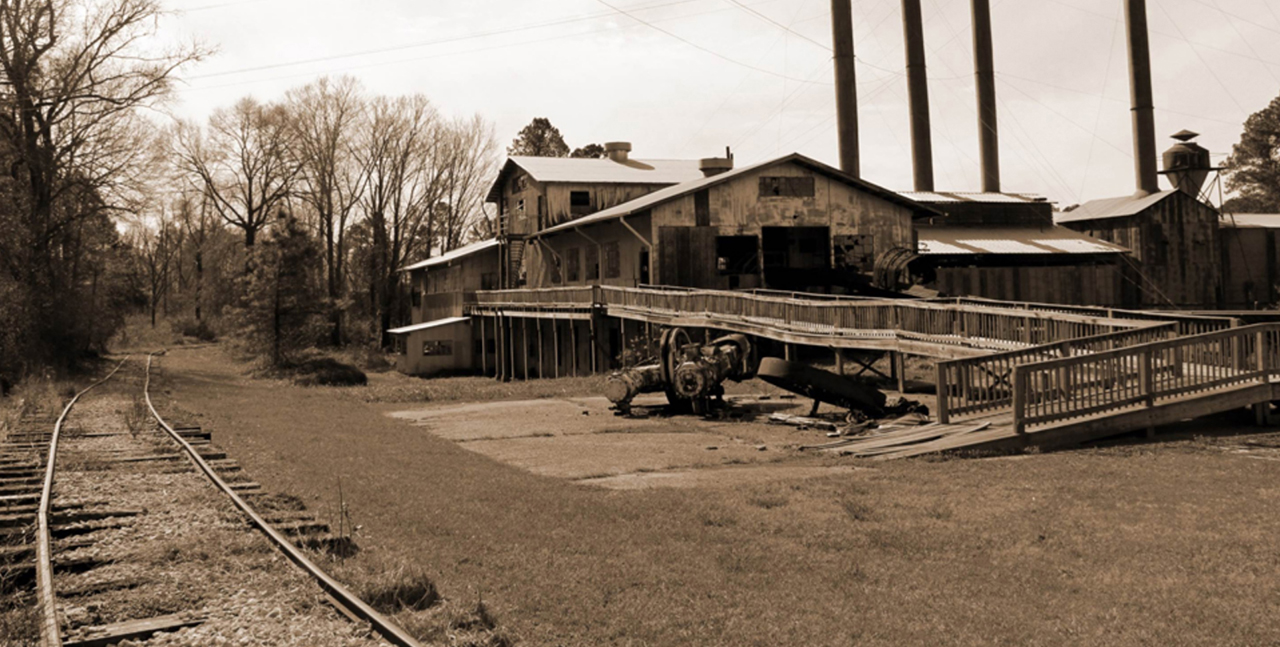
(63, 613, 206, 647)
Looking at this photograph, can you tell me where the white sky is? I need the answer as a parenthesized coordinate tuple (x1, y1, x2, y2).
(159, 0, 1280, 207)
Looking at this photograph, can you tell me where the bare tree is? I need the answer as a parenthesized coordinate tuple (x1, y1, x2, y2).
(286, 76, 367, 344)
(172, 97, 301, 248)
(134, 208, 178, 328)
(435, 114, 498, 252)
(356, 94, 443, 344)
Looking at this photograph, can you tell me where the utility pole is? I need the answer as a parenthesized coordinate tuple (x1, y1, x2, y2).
(902, 0, 934, 192)
(971, 0, 1000, 193)
(831, 0, 859, 177)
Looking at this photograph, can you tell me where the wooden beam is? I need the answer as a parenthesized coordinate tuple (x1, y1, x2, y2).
(554, 319, 561, 379)
(522, 318, 530, 381)
(480, 316, 487, 377)
(537, 317, 545, 378)
(63, 613, 206, 647)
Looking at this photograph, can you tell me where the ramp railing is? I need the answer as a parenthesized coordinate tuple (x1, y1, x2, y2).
(1009, 323, 1280, 433)
(936, 322, 1179, 422)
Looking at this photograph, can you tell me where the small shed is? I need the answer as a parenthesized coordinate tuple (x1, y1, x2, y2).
(388, 317, 474, 376)
(1219, 213, 1280, 308)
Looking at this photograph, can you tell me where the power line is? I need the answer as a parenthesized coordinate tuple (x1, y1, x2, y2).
(189, 0, 706, 81)
(1153, 1, 1247, 113)
(594, 0, 832, 84)
(723, 0, 830, 51)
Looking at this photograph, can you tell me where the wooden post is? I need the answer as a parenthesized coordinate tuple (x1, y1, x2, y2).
(936, 361, 951, 424)
(621, 319, 628, 367)
(835, 348, 844, 376)
(537, 317, 545, 379)
(571, 320, 580, 376)
(590, 312, 599, 374)
(1257, 330, 1267, 383)
(522, 317, 530, 381)
(554, 319, 561, 379)
(785, 343, 794, 361)
(480, 316, 487, 377)
(1012, 367, 1026, 434)
(894, 352, 906, 393)
(1140, 348, 1154, 407)
(497, 316, 506, 381)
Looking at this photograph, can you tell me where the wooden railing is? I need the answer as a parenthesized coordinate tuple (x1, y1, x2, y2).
(473, 286, 597, 308)
(595, 286, 1152, 349)
(936, 296, 1236, 336)
(1010, 323, 1280, 433)
(936, 322, 1179, 422)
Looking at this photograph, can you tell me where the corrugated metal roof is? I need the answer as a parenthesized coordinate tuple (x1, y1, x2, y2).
(485, 156, 704, 202)
(900, 191, 1047, 204)
(916, 225, 1127, 255)
(1053, 189, 1179, 223)
(534, 153, 940, 237)
(1221, 214, 1280, 229)
(398, 238, 499, 273)
(387, 316, 470, 335)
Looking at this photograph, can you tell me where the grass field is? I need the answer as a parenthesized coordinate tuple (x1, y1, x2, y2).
(151, 345, 1280, 646)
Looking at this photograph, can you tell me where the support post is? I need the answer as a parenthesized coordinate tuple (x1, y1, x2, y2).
(537, 317, 545, 379)
(522, 318, 530, 381)
(895, 352, 907, 393)
(590, 312, 599, 374)
(835, 348, 845, 376)
(1257, 330, 1267, 383)
(936, 361, 951, 424)
(554, 319, 561, 379)
(572, 320, 580, 376)
(480, 316, 487, 377)
(1012, 367, 1026, 434)
(621, 319, 628, 367)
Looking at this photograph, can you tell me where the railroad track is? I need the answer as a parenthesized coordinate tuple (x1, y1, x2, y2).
(2, 355, 424, 646)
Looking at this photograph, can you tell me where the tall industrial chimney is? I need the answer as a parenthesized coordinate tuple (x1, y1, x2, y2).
(902, 0, 934, 192)
(971, 0, 999, 193)
(831, 0, 860, 177)
(1124, 0, 1159, 197)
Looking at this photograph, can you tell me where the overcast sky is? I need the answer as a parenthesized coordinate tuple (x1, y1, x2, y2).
(160, 0, 1280, 207)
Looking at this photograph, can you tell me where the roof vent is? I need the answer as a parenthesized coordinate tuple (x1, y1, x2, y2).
(698, 146, 734, 177)
(1160, 129, 1214, 197)
(604, 141, 631, 163)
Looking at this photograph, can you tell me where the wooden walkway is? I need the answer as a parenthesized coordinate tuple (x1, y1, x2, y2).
(471, 286, 1267, 457)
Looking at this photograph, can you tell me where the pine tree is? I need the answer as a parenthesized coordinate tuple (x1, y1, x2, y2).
(508, 117, 570, 157)
(230, 214, 328, 366)
(1225, 94, 1280, 213)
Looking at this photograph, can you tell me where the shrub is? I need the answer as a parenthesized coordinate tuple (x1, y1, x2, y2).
(292, 357, 367, 387)
(356, 565, 441, 614)
(174, 317, 217, 342)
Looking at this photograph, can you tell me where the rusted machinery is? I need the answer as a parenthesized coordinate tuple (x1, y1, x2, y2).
(605, 327, 756, 415)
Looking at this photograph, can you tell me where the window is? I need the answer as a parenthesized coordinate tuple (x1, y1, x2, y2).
(759, 176, 815, 198)
(585, 246, 600, 281)
(480, 272, 498, 290)
(639, 249, 650, 285)
(411, 289, 422, 307)
(551, 253, 562, 284)
(423, 340, 453, 356)
(604, 241, 621, 279)
(517, 199, 525, 215)
(570, 191, 592, 215)
(695, 189, 710, 226)
(566, 247, 581, 282)
(834, 235, 875, 271)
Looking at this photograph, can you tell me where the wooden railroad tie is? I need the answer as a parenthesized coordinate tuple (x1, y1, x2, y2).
(63, 612, 207, 647)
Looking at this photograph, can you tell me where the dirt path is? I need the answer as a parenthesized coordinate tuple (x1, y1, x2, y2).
(151, 345, 1280, 647)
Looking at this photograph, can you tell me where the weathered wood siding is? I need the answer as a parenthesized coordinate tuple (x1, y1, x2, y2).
(531, 215, 652, 288)
(409, 249, 500, 323)
(1065, 192, 1220, 307)
(1219, 226, 1278, 308)
(933, 263, 1121, 305)
(394, 320, 474, 376)
(544, 183, 670, 227)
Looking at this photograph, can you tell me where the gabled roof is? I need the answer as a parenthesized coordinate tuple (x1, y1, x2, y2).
(485, 156, 704, 202)
(1221, 214, 1280, 229)
(1054, 189, 1181, 224)
(916, 225, 1127, 255)
(398, 238, 499, 273)
(901, 191, 1048, 204)
(387, 316, 470, 335)
(533, 153, 941, 237)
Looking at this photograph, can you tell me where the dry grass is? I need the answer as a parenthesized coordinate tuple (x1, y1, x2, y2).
(152, 346, 1280, 646)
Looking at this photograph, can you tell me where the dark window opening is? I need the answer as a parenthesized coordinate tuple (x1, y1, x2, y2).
(605, 242, 621, 279)
(716, 235, 760, 276)
(480, 272, 498, 290)
(411, 289, 422, 307)
(550, 254, 562, 284)
(639, 249, 650, 284)
(694, 189, 710, 226)
(423, 340, 453, 356)
(570, 191, 592, 215)
(585, 246, 600, 281)
(759, 176, 815, 198)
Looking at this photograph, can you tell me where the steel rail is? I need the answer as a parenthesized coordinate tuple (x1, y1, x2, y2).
(142, 353, 424, 647)
(37, 357, 128, 647)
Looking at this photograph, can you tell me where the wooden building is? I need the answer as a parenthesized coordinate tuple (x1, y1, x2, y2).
(1056, 189, 1220, 308)
(525, 152, 936, 293)
(389, 239, 500, 376)
(486, 142, 705, 287)
(1218, 213, 1280, 309)
(908, 192, 1127, 305)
